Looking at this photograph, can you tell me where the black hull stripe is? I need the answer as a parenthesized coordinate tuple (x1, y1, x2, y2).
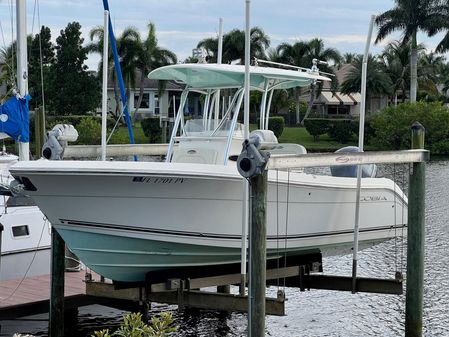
(2, 245, 51, 256)
(60, 219, 406, 241)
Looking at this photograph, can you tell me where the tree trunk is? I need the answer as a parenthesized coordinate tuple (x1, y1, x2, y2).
(295, 88, 300, 125)
(133, 73, 145, 123)
(410, 32, 418, 103)
(113, 77, 120, 119)
(301, 83, 316, 126)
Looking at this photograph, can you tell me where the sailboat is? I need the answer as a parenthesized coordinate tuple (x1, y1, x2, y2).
(0, 150, 51, 281)
(0, 1, 51, 281)
(9, 62, 407, 283)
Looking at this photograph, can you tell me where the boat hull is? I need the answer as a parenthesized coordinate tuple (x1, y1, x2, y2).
(10, 160, 407, 282)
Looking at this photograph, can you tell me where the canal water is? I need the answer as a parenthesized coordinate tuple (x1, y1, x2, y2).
(1, 160, 448, 336)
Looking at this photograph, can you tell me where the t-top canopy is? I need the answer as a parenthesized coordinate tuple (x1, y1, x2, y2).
(148, 63, 331, 90)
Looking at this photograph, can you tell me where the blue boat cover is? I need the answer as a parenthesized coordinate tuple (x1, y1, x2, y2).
(0, 95, 30, 142)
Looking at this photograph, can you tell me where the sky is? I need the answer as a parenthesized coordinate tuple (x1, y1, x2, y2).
(0, 0, 448, 71)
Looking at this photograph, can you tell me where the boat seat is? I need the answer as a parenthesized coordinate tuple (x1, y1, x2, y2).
(172, 147, 219, 164)
(268, 143, 307, 156)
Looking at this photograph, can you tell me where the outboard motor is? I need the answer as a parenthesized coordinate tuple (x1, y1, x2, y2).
(42, 124, 78, 160)
(330, 146, 377, 178)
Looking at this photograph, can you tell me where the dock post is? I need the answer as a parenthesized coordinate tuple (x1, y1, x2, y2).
(405, 122, 426, 337)
(249, 170, 267, 337)
(49, 230, 65, 337)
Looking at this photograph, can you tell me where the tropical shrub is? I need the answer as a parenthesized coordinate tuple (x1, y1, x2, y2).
(92, 312, 176, 337)
(327, 119, 356, 144)
(46, 115, 116, 130)
(75, 117, 101, 145)
(141, 117, 162, 143)
(268, 116, 285, 138)
(369, 102, 449, 153)
(303, 118, 330, 141)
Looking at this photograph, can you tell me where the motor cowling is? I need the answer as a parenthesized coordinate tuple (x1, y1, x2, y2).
(330, 146, 377, 178)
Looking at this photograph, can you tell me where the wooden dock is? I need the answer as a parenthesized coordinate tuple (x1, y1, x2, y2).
(0, 271, 117, 319)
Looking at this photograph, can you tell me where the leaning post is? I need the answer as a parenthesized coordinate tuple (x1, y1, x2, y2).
(49, 229, 65, 337)
(237, 138, 269, 337)
(405, 121, 426, 337)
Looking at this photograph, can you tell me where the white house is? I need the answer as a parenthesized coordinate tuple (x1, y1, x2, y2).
(106, 73, 203, 120)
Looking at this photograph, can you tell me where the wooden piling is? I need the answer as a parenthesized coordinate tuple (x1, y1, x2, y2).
(49, 230, 65, 337)
(249, 170, 267, 337)
(405, 121, 426, 337)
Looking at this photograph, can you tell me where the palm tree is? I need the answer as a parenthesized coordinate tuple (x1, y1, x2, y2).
(417, 50, 445, 97)
(375, 0, 441, 103)
(300, 38, 341, 124)
(276, 41, 309, 124)
(380, 40, 412, 103)
(341, 55, 393, 113)
(87, 26, 129, 118)
(197, 27, 270, 64)
(132, 22, 177, 119)
(341, 52, 358, 65)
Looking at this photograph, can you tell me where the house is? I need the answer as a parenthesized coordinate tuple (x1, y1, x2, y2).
(106, 72, 202, 120)
(315, 63, 389, 117)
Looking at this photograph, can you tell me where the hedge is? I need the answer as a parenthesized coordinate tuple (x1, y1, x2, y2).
(304, 118, 331, 141)
(267, 116, 285, 138)
(141, 117, 162, 143)
(369, 101, 449, 154)
(327, 119, 356, 144)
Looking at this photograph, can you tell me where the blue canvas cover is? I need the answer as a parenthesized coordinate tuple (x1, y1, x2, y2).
(0, 95, 30, 142)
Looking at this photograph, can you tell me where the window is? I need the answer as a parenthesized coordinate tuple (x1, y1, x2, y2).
(6, 195, 37, 207)
(154, 93, 160, 114)
(134, 93, 150, 109)
(12, 225, 30, 237)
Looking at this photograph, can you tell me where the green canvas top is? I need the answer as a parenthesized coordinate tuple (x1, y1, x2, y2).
(148, 63, 331, 90)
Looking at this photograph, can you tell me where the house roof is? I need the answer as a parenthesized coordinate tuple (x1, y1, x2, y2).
(322, 63, 356, 90)
(317, 91, 360, 105)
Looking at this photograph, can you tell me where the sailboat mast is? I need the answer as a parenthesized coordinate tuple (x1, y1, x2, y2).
(16, 0, 29, 161)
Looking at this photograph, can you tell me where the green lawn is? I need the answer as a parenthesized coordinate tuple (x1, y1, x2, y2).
(109, 123, 148, 144)
(278, 127, 358, 152)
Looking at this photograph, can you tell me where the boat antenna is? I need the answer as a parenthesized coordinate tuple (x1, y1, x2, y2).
(102, 0, 137, 161)
(16, 0, 29, 161)
(351, 14, 376, 294)
(253, 58, 335, 77)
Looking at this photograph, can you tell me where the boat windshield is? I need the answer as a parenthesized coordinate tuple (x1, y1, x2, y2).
(183, 119, 243, 137)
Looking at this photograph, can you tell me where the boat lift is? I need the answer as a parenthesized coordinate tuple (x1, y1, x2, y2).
(47, 124, 428, 337)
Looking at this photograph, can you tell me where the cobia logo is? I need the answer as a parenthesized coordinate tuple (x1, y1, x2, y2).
(335, 156, 350, 163)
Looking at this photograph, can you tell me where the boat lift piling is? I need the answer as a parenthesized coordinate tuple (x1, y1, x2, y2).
(47, 131, 427, 337)
(405, 122, 426, 337)
(49, 230, 65, 337)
